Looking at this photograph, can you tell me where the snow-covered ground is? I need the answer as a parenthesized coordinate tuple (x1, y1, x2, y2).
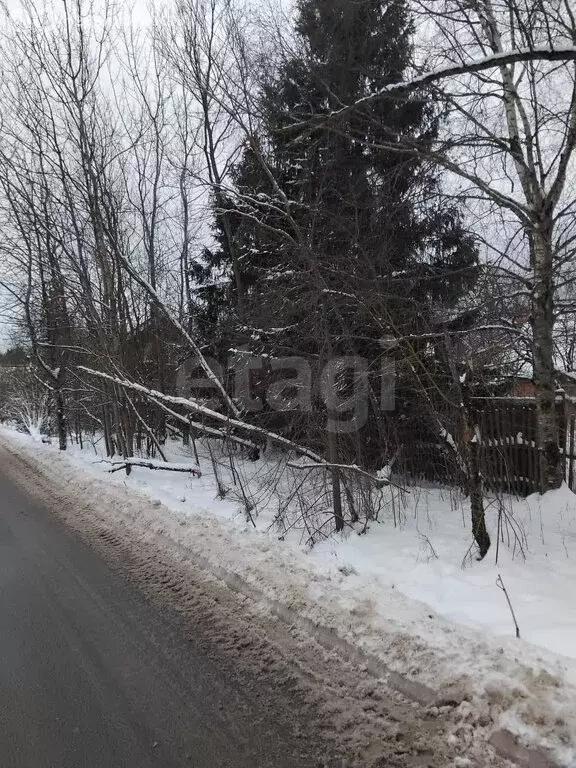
(3, 425, 576, 766)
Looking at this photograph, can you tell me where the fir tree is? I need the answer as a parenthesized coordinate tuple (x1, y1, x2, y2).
(201, 0, 478, 463)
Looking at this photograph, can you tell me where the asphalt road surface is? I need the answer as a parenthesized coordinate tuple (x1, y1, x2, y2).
(0, 464, 320, 768)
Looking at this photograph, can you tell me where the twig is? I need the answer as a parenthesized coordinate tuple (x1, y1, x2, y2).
(496, 574, 521, 638)
(287, 460, 408, 491)
(418, 531, 439, 561)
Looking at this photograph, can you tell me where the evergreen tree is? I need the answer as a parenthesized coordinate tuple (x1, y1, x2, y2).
(200, 0, 478, 464)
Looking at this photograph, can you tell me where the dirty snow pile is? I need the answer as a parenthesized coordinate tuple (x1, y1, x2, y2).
(2, 426, 576, 766)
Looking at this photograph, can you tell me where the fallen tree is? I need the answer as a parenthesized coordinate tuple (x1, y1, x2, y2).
(78, 365, 390, 487)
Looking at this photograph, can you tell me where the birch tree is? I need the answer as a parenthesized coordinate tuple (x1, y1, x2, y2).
(424, 0, 576, 491)
(304, 0, 576, 491)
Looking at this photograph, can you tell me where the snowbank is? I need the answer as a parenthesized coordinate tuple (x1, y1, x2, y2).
(3, 426, 576, 766)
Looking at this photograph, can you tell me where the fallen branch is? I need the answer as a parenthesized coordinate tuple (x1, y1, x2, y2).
(101, 458, 202, 477)
(99, 251, 240, 418)
(147, 396, 257, 451)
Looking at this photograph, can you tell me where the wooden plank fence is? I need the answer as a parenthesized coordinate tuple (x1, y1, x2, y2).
(474, 397, 576, 496)
(398, 396, 576, 497)
(476, 399, 539, 497)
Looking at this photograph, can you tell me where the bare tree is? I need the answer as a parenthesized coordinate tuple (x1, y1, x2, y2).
(299, 0, 576, 491)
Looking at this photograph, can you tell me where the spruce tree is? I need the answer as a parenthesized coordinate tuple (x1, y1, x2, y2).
(200, 0, 478, 464)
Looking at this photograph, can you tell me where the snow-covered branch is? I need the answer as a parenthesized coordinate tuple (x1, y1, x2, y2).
(289, 46, 576, 128)
(100, 250, 241, 419)
(78, 366, 387, 484)
(101, 458, 202, 476)
(287, 461, 396, 488)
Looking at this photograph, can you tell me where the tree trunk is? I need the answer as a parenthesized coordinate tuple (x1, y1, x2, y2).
(327, 418, 344, 532)
(102, 404, 115, 457)
(468, 438, 490, 559)
(55, 390, 67, 451)
(331, 467, 344, 532)
(532, 224, 563, 491)
(460, 360, 490, 559)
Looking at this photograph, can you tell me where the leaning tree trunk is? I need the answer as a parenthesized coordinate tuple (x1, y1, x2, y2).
(532, 223, 563, 491)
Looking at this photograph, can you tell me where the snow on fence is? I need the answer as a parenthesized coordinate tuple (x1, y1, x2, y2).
(399, 396, 576, 497)
(475, 397, 576, 497)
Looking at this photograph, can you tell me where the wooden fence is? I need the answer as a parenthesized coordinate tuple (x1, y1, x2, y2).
(398, 396, 576, 497)
(474, 397, 576, 496)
